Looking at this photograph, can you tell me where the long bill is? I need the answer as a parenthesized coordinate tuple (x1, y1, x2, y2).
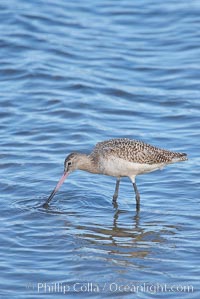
(44, 171, 69, 206)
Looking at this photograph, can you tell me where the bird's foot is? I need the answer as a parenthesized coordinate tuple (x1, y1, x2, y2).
(112, 200, 118, 209)
(112, 195, 118, 202)
(112, 194, 118, 209)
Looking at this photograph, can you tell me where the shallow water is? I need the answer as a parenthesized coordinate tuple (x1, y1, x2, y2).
(0, 0, 200, 298)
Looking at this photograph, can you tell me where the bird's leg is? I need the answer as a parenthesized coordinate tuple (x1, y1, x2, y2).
(112, 177, 120, 202)
(133, 182, 140, 210)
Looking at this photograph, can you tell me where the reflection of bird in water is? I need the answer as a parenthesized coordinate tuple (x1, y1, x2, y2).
(44, 138, 187, 209)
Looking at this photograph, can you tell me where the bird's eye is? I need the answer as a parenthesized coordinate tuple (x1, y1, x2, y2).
(68, 162, 72, 166)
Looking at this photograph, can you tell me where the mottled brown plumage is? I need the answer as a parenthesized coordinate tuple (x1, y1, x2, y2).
(91, 138, 187, 165)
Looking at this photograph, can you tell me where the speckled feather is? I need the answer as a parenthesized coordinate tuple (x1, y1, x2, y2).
(91, 138, 187, 165)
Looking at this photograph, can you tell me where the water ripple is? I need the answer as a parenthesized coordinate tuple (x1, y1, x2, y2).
(0, 0, 199, 298)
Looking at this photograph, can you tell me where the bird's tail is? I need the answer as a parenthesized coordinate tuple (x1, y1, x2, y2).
(171, 152, 188, 163)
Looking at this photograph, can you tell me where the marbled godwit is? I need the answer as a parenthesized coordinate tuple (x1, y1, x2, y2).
(44, 138, 187, 209)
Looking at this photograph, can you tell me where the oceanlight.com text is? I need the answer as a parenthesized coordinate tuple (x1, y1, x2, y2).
(26, 281, 194, 294)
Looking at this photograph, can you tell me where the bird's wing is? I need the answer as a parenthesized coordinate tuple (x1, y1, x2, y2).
(93, 138, 185, 164)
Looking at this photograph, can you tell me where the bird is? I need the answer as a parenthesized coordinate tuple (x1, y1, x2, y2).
(44, 138, 187, 209)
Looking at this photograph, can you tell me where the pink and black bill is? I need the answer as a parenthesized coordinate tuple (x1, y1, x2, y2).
(43, 171, 69, 207)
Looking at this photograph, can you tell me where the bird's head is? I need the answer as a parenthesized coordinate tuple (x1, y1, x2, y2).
(64, 152, 80, 173)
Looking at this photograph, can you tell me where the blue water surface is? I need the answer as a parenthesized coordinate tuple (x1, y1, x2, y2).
(0, 0, 200, 298)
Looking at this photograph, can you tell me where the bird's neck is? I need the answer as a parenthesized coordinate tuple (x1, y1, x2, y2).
(77, 154, 99, 174)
